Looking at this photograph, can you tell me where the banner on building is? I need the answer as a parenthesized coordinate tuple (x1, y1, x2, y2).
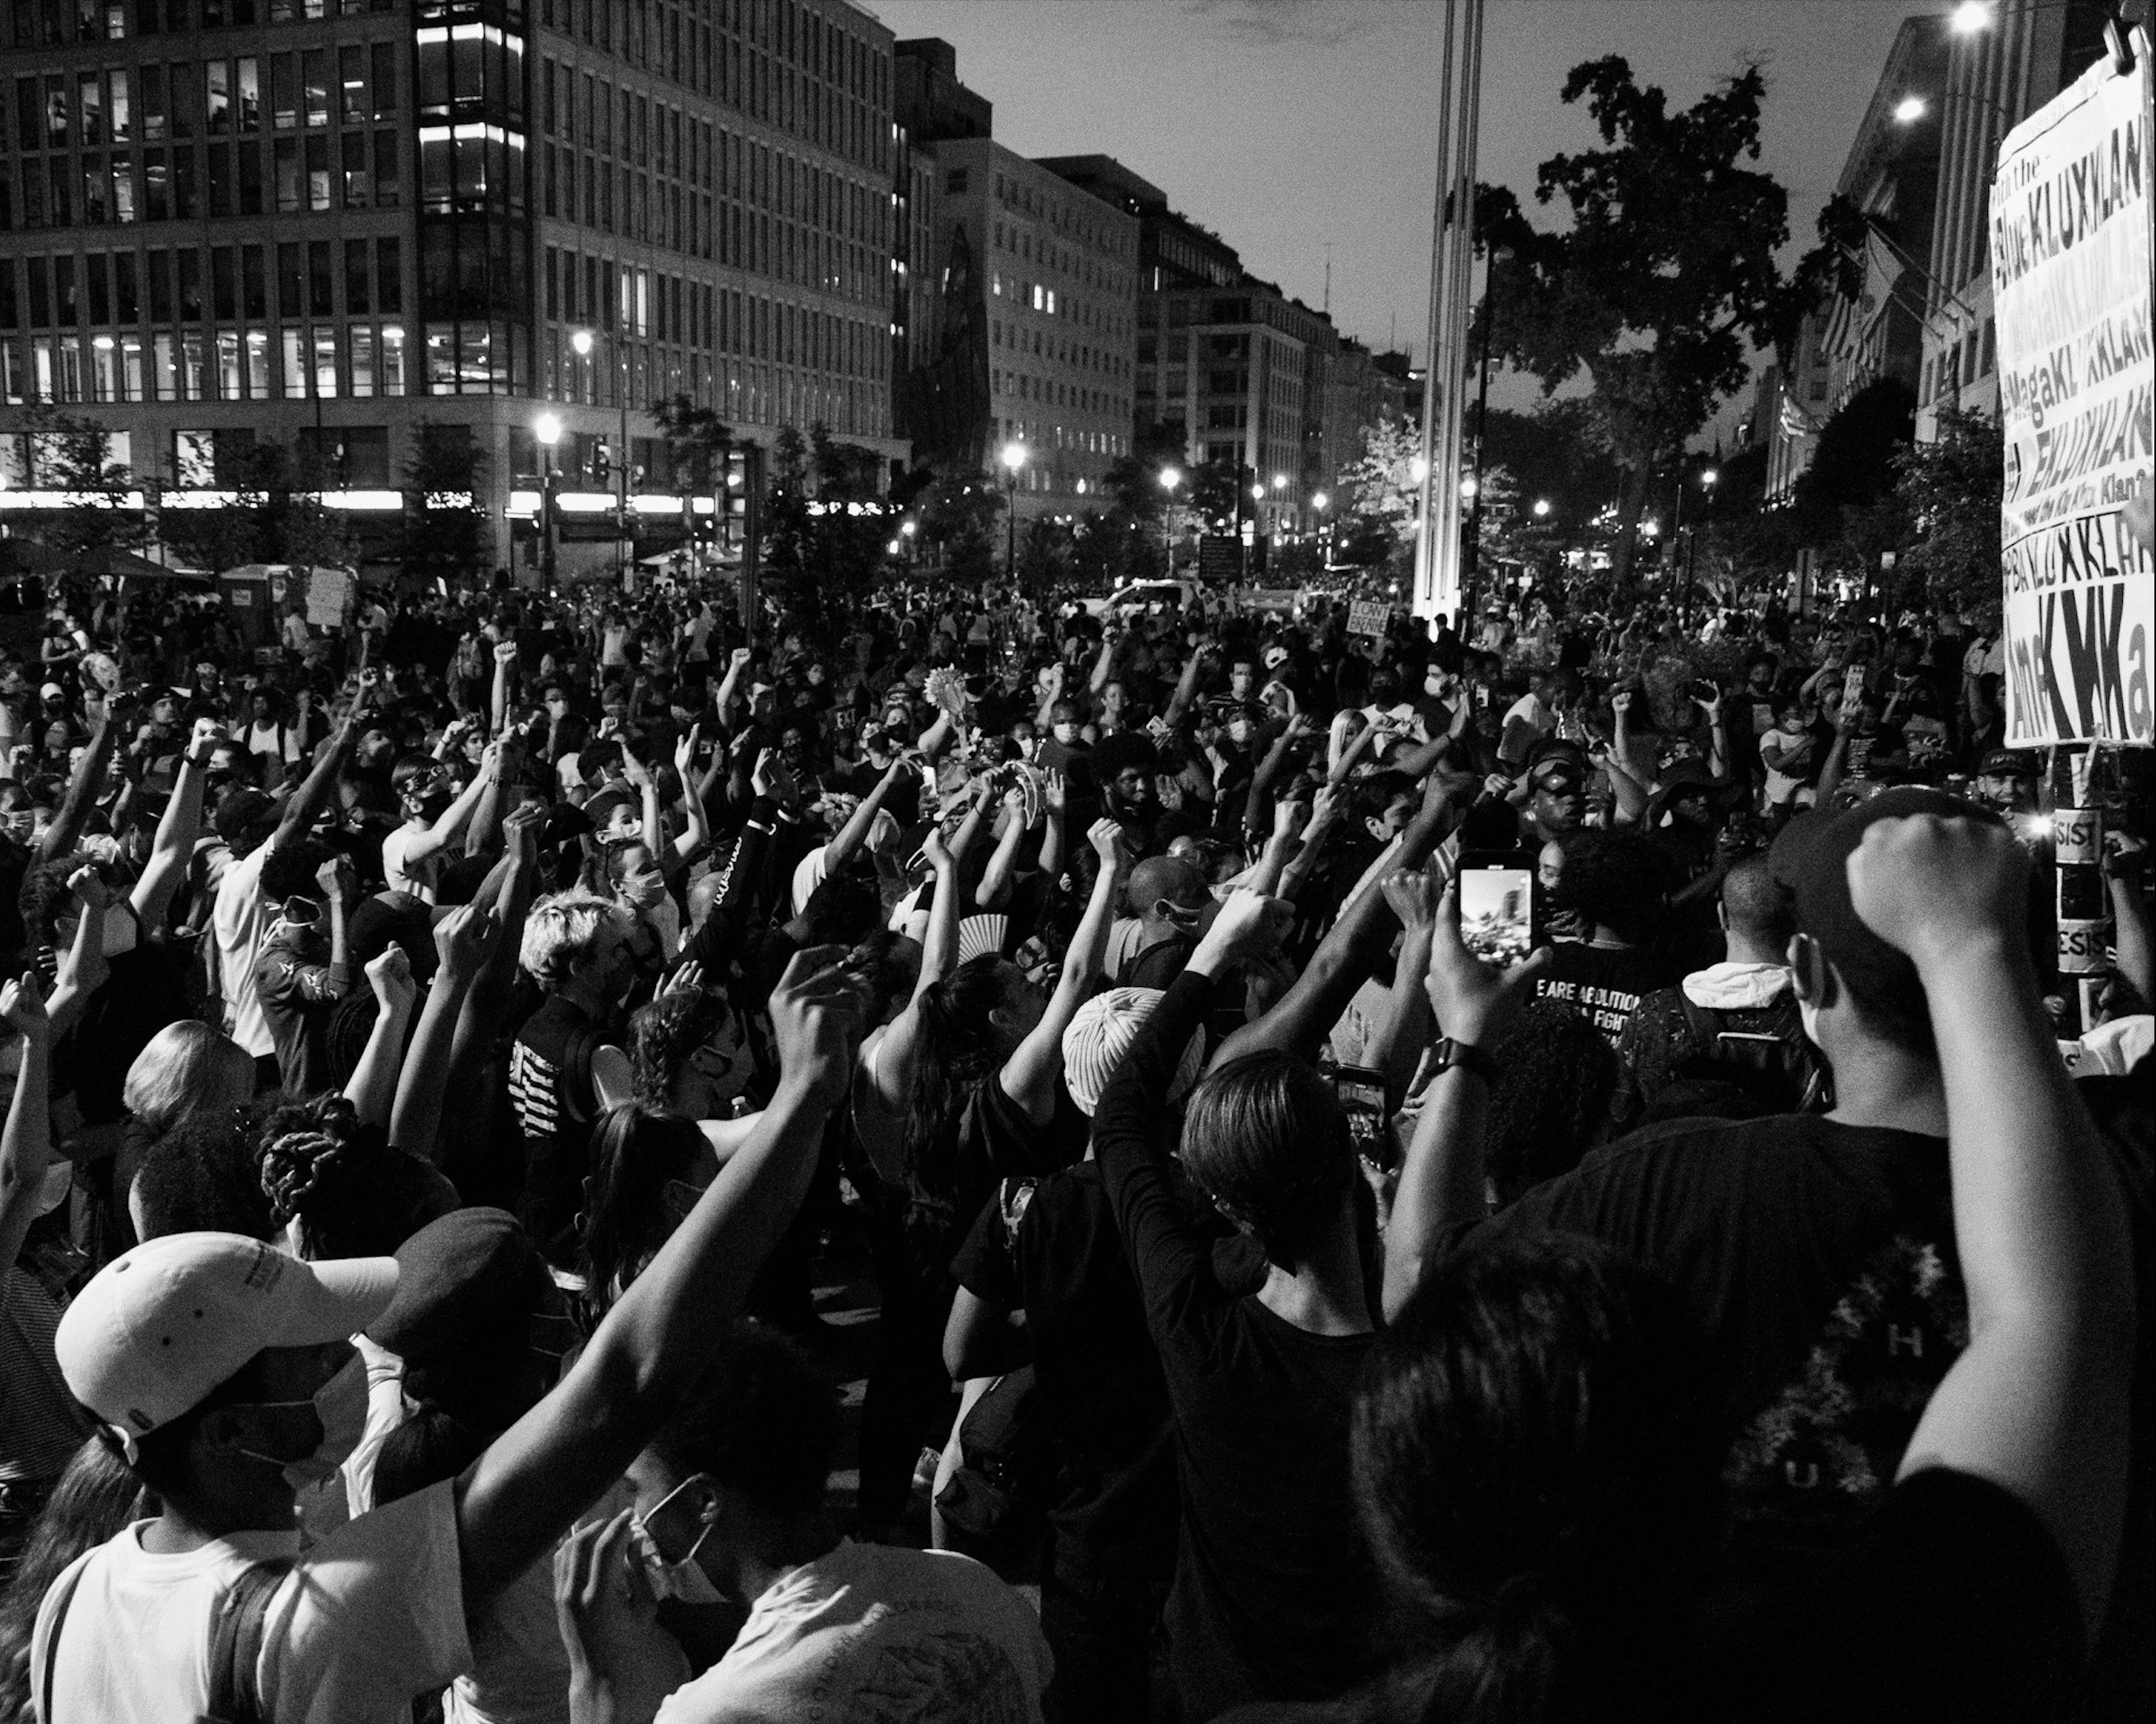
(1991, 44, 2154, 746)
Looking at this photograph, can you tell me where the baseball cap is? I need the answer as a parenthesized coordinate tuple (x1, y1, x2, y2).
(1060, 986, 1205, 1116)
(40, 682, 63, 701)
(56, 1232, 397, 1448)
(1978, 748, 2035, 780)
(368, 1207, 547, 1367)
(1767, 786, 1999, 1029)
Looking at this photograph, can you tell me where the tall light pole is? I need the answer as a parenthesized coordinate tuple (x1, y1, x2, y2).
(1677, 466, 1717, 628)
(1159, 466, 1180, 571)
(573, 328, 632, 584)
(1001, 440, 1027, 582)
(1313, 489, 1331, 566)
(533, 411, 562, 590)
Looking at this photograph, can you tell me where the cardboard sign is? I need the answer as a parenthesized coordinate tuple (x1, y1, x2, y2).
(1991, 52, 2154, 746)
(2058, 918, 2112, 974)
(305, 567, 352, 629)
(1348, 600, 1389, 638)
(2051, 806, 2101, 864)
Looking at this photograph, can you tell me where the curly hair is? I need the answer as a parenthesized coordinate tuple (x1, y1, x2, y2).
(627, 990, 733, 1111)
(255, 1092, 454, 1260)
(1482, 1004, 1619, 1207)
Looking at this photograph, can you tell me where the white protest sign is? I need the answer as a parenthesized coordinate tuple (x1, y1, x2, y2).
(1348, 600, 1389, 637)
(305, 567, 352, 629)
(1991, 50, 2154, 746)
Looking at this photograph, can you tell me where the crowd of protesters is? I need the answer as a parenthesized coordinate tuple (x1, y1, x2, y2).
(0, 519, 2145, 1724)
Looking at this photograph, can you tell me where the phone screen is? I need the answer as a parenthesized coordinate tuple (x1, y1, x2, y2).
(1457, 865, 1533, 966)
(1332, 1065, 1389, 1160)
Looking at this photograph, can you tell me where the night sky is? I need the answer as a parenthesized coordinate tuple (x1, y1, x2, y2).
(875, 0, 1945, 423)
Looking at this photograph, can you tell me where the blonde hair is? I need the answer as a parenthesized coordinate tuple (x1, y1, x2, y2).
(520, 889, 632, 987)
(122, 1023, 256, 1135)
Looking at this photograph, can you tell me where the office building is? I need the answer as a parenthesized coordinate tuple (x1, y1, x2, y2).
(1914, 0, 2111, 437)
(0, 0, 903, 575)
(924, 135, 1137, 516)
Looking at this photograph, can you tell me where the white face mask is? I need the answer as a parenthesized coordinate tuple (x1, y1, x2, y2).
(1052, 723, 1078, 745)
(630, 1477, 722, 1603)
(238, 1352, 370, 1492)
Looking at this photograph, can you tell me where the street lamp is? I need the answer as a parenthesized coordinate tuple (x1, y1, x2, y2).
(1001, 440, 1027, 580)
(1682, 467, 1719, 628)
(573, 327, 633, 583)
(1532, 497, 1551, 518)
(1895, 94, 1928, 123)
(534, 412, 562, 588)
(1159, 467, 1181, 571)
(1950, 1, 1989, 34)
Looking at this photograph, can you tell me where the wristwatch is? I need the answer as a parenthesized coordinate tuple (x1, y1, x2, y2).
(1429, 1037, 1498, 1084)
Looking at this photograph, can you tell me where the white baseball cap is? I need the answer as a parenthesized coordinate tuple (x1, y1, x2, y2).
(56, 1232, 398, 1446)
(1060, 987, 1205, 1117)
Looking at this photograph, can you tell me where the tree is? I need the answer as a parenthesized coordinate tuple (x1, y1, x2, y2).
(761, 426, 811, 584)
(1339, 412, 1423, 546)
(917, 470, 1004, 584)
(1103, 421, 1189, 521)
(1890, 408, 2003, 623)
(400, 421, 489, 582)
(1477, 56, 1865, 591)
(652, 394, 733, 490)
(1184, 455, 1255, 533)
(1017, 517, 1072, 595)
(19, 405, 140, 553)
(806, 423, 888, 599)
(161, 439, 355, 575)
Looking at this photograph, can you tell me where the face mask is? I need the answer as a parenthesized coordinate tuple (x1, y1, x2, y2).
(630, 1478, 723, 1603)
(238, 1352, 370, 1492)
(1052, 723, 1078, 745)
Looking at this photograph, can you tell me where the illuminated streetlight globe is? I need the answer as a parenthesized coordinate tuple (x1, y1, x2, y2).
(1410, 457, 1431, 483)
(1312, 491, 1329, 512)
(1532, 497, 1552, 518)
(1271, 474, 1288, 492)
(900, 520, 917, 537)
(534, 412, 562, 447)
(1459, 477, 1478, 499)
(1951, 1, 1990, 34)
(1159, 467, 1181, 492)
(1701, 468, 1719, 487)
(1251, 483, 1266, 501)
(571, 328, 595, 356)
(1001, 441, 1027, 474)
(1894, 95, 1928, 124)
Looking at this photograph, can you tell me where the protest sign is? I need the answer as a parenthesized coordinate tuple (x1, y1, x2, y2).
(1348, 600, 1389, 637)
(306, 567, 353, 629)
(1991, 48, 2154, 746)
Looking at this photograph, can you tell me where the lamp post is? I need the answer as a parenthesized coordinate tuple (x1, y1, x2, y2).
(572, 328, 632, 584)
(1001, 440, 1026, 582)
(533, 411, 562, 589)
(1680, 467, 1717, 629)
(1159, 467, 1180, 571)
(1313, 489, 1330, 567)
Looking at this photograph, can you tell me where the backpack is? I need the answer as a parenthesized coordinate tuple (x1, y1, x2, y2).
(1672, 990, 1828, 1115)
(42, 1551, 291, 1724)
(933, 1365, 1057, 1564)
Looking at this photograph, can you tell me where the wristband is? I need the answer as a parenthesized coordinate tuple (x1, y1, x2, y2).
(1430, 1036, 1497, 1084)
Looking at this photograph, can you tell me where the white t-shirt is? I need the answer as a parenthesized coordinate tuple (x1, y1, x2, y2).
(213, 840, 278, 1058)
(653, 1539, 1050, 1724)
(31, 1479, 472, 1724)
(248, 719, 300, 765)
(381, 824, 441, 905)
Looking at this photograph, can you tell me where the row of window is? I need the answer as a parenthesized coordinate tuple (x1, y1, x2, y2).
(0, 239, 402, 331)
(990, 316, 1127, 383)
(990, 273, 1130, 344)
(987, 167, 1130, 265)
(991, 218, 1128, 303)
(2, 0, 391, 50)
(992, 416, 1129, 475)
(0, 128, 401, 227)
(1, 320, 409, 403)
(990, 367, 1127, 423)
(537, 239, 880, 382)
(8, 50, 399, 154)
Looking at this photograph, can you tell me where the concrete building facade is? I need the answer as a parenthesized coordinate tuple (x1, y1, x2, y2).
(0, 0, 904, 573)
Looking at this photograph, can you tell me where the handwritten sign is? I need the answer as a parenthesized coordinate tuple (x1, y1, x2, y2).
(1348, 600, 1389, 638)
(305, 567, 352, 629)
(1991, 52, 2153, 746)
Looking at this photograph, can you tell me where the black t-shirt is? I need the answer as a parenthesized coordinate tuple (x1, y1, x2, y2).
(952, 1161, 1179, 1595)
(1464, 1113, 1958, 1555)
(1214, 1468, 2080, 1724)
(1531, 939, 1676, 1050)
(508, 994, 612, 1268)
(1095, 969, 1377, 1718)
(52, 926, 192, 1128)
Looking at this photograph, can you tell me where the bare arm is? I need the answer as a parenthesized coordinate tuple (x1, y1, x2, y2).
(0, 975, 54, 1278)
(129, 726, 220, 932)
(1858, 815, 2134, 1642)
(343, 949, 417, 1132)
(998, 820, 1127, 1124)
(867, 828, 967, 1110)
(273, 702, 362, 851)
(39, 715, 115, 864)
(391, 902, 499, 1161)
(455, 954, 861, 1602)
(975, 792, 1030, 911)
